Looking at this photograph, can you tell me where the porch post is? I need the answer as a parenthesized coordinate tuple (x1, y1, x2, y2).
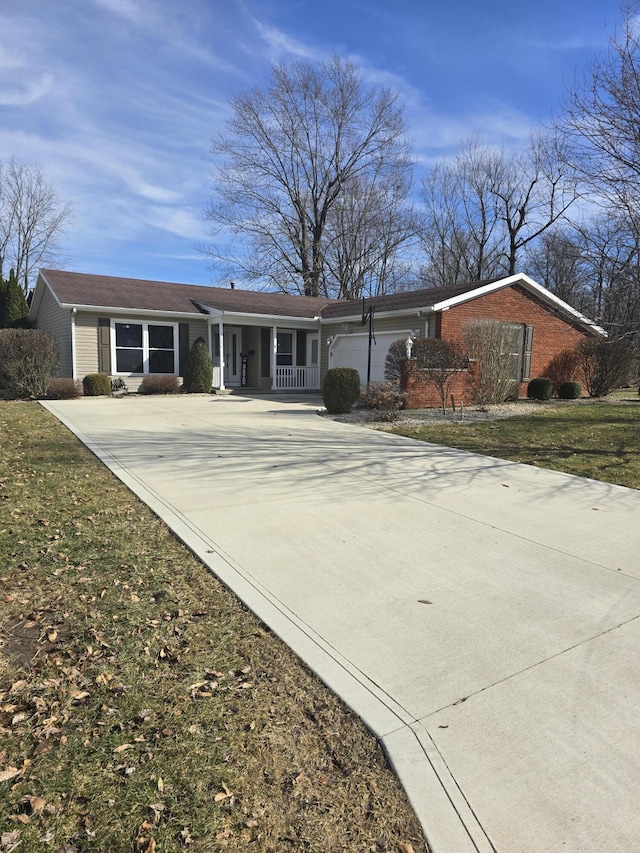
(218, 320, 225, 390)
(271, 325, 278, 390)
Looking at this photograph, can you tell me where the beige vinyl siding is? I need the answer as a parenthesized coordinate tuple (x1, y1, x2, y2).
(35, 285, 73, 377)
(75, 314, 100, 379)
(75, 313, 210, 391)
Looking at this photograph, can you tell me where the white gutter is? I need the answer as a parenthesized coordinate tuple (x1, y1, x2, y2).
(59, 304, 205, 320)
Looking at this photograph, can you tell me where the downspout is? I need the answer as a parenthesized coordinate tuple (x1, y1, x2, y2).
(71, 308, 77, 379)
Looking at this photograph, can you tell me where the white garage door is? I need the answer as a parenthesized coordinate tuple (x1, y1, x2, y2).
(329, 330, 411, 385)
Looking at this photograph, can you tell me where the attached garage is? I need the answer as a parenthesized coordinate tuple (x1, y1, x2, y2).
(328, 330, 412, 385)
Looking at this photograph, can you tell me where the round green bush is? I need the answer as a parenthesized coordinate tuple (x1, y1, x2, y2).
(527, 377, 553, 401)
(322, 367, 361, 414)
(183, 336, 213, 393)
(82, 373, 112, 396)
(558, 380, 582, 399)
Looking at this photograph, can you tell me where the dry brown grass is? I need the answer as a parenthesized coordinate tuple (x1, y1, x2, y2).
(0, 401, 427, 853)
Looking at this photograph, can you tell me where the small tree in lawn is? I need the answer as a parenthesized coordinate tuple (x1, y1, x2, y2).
(183, 336, 213, 393)
(413, 337, 467, 413)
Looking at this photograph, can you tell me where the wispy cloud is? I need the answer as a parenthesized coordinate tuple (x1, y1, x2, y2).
(0, 72, 53, 106)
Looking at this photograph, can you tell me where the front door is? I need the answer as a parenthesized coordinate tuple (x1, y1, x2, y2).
(224, 326, 242, 386)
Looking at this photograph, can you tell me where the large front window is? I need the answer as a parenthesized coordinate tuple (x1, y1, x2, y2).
(113, 321, 177, 374)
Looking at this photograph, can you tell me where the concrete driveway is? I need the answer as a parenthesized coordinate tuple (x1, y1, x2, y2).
(43, 394, 640, 852)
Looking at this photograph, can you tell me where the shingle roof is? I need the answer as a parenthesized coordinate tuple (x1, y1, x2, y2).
(40, 269, 335, 319)
(40, 269, 506, 322)
(319, 278, 503, 319)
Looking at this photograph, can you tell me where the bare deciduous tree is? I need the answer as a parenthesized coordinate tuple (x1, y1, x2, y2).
(205, 56, 415, 297)
(558, 4, 640, 219)
(419, 134, 577, 286)
(0, 159, 71, 294)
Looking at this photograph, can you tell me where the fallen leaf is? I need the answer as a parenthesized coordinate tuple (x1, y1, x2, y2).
(0, 767, 20, 783)
(157, 777, 164, 793)
(1, 830, 21, 851)
(29, 795, 47, 813)
(113, 743, 133, 754)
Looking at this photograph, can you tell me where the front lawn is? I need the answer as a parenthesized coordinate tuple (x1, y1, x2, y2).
(387, 402, 640, 490)
(0, 402, 427, 853)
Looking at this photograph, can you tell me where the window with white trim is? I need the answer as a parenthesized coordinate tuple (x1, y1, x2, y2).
(112, 321, 177, 375)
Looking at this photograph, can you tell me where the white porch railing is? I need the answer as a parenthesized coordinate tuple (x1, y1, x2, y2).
(275, 366, 320, 390)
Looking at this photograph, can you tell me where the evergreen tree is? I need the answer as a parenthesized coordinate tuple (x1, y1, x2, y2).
(182, 336, 213, 393)
(0, 269, 29, 327)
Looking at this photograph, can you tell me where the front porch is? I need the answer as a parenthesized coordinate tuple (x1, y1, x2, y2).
(208, 321, 321, 392)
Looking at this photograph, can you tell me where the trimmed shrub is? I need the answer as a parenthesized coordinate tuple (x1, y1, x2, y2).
(83, 373, 112, 396)
(527, 377, 553, 400)
(322, 367, 360, 414)
(139, 375, 181, 395)
(46, 378, 82, 399)
(0, 328, 59, 398)
(544, 348, 580, 394)
(558, 381, 582, 399)
(183, 336, 213, 393)
(359, 381, 406, 413)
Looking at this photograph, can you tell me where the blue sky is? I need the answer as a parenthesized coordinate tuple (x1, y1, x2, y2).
(0, 0, 624, 286)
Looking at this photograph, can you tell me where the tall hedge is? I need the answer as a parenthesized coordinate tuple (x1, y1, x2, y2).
(183, 336, 213, 393)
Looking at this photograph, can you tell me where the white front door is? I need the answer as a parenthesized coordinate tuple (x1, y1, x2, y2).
(224, 326, 242, 386)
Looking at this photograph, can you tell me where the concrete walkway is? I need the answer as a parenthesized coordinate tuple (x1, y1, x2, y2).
(43, 394, 640, 852)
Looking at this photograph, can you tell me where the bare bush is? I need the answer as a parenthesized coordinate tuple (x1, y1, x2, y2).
(463, 320, 521, 404)
(139, 375, 181, 395)
(0, 329, 58, 397)
(359, 381, 406, 415)
(46, 377, 81, 399)
(577, 337, 633, 397)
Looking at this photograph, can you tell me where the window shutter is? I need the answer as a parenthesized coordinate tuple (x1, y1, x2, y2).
(98, 318, 111, 373)
(523, 325, 534, 381)
(179, 324, 190, 375)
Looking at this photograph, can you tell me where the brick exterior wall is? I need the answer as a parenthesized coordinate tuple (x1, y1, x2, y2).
(400, 284, 598, 408)
(401, 359, 478, 409)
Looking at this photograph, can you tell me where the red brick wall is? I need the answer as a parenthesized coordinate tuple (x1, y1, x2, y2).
(401, 359, 478, 409)
(440, 284, 591, 380)
(400, 284, 599, 407)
